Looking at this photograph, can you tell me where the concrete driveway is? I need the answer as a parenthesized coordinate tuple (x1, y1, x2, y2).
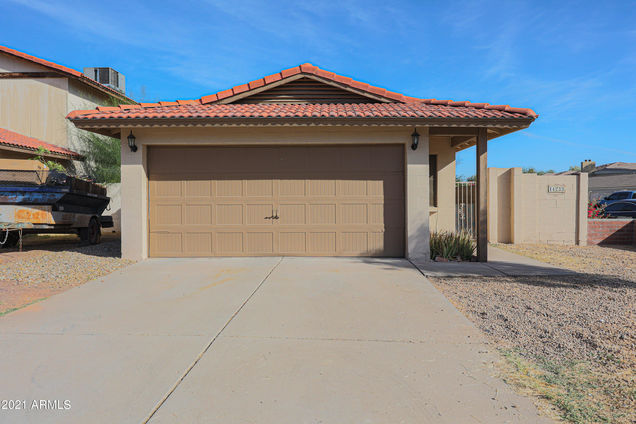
(0, 257, 550, 423)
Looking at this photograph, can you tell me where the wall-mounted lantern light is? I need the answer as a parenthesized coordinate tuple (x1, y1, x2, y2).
(127, 131, 137, 152)
(411, 128, 419, 150)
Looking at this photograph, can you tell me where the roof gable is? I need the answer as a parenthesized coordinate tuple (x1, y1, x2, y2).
(200, 63, 421, 105)
(231, 76, 384, 104)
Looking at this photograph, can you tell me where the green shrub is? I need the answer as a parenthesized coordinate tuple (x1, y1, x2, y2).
(30, 146, 67, 172)
(430, 231, 475, 261)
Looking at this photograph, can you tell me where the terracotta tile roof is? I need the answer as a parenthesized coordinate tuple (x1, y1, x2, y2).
(0, 128, 82, 160)
(0, 45, 135, 104)
(191, 63, 537, 118)
(66, 63, 537, 124)
(197, 63, 425, 104)
(68, 102, 536, 122)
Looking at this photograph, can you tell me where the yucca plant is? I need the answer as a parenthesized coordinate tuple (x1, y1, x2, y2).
(430, 231, 475, 261)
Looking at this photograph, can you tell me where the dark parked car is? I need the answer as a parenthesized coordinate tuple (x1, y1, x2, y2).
(603, 200, 636, 218)
(597, 190, 636, 206)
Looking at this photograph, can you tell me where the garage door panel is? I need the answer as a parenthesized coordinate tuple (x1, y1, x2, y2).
(384, 201, 405, 226)
(337, 146, 371, 169)
(308, 180, 336, 196)
(341, 232, 368, 254)
(339, 179, 367, 197)
(279, 232, 306, 253)
(148, 145, 404, 257)
(184, 180, 212, 197)
(246, 232, 274, 254)
(246, 179, 274, 197)
(371, 145, 404, 171)
(151, 180, 182, 198)
(216, 232, 243, 254)
(383, 174, 404, 200)
(308, 232, 336, 254)
(183, 233, 212, 255)
(279, 180, 306, 197)
(309, 204, 336, 225)
(216, 204, 243, 225)
(150, 232, 182, 257)
(246, 204, 274, 225)
(184, 204, 212, 225)
(153, 204, 182, 226)
(216, 180, 243, 197)
(340, 204, 368, 225)
(279, 204, 306, 225)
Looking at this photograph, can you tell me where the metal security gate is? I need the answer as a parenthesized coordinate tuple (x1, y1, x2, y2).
(455, 182, 477, 238)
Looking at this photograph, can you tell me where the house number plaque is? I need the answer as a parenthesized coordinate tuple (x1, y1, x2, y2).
(547, 185, 565, 193)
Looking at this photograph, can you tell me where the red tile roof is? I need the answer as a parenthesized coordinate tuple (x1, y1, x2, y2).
(197, 63, 424, 104)
(66, 63, 538, 123)
(0, 45, 135, 104)
(68, 102, 535, 122)
(0, 128, 83, 160)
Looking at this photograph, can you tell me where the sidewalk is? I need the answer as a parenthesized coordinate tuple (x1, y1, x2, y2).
(413, 245, 576, 277)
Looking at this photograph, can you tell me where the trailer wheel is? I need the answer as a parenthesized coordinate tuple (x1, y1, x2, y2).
(88, 217, 101, 245)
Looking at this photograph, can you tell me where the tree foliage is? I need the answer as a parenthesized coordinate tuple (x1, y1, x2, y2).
(79, 132, 120, 183)
(522, 167, 555, 175)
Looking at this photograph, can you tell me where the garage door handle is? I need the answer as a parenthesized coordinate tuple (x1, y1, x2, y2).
(273, 209, 279, 220)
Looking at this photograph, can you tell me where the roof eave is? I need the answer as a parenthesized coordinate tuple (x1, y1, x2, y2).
(70, 116, 535, 138)
(71, 116, 534, 128)
(0, 143, 83, 161)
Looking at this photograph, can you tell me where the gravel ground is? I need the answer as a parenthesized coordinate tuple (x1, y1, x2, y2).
(0, 235, 133, 315)
(430, 244, 636, 423)
(432, 273, 635, 364)
(494, 243, 636, 281)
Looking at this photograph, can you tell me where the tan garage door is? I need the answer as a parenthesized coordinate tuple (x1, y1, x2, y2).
(148, 145, 404, 257)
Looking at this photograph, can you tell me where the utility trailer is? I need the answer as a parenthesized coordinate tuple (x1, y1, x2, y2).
(0, 168, 113, 249)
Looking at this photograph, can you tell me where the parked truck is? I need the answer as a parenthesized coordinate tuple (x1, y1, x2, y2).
(0, 159, 113, 249)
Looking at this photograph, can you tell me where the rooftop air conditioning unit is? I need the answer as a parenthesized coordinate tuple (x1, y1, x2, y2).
(83, 67, 126, 94)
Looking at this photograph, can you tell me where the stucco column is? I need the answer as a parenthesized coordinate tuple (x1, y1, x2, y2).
(120, 129, 148, 261)
(406, 127, 430, 261)
(576, 172, 588, 245)
(510, 167, 523, 243)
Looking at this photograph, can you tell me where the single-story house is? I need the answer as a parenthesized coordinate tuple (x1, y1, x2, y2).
(68, 64, 537, 261)
(581, 160, 636, 200)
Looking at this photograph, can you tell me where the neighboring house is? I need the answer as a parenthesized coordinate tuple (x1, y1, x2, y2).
(582, 160, 636, 201)
(0, 45, 134, 167)
(0, 127, 82, 164)
(559, 160, 636, 201)
(68, 63, 537, 261)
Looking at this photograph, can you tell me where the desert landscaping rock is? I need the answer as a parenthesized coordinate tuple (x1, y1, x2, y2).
(494, 243, 636, 281)
(0, 237, 133, 314)
(431, 243, 636, 423)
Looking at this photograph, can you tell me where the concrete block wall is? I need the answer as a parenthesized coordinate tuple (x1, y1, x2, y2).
(488, 168, 588, 245)
(587, 219, 636, 245)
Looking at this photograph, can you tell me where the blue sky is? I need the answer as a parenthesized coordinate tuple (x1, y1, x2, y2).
(2, 0, 635, 176)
